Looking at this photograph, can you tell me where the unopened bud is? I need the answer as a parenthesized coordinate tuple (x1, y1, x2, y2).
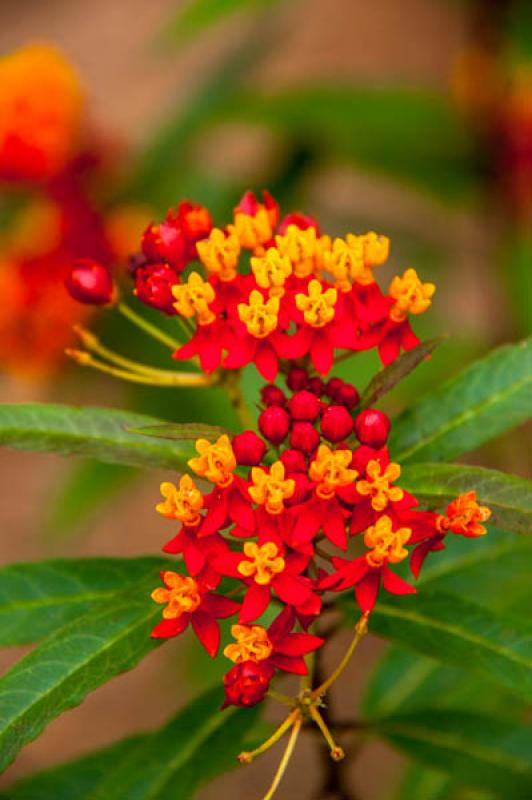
(65, 258, 115, 306)
(288, 390, 321, 422)
(232, 431, 266, 466)
(259, 406, 290, 445)
(354, 408, 390, 448)
(320, 405, 354, 443)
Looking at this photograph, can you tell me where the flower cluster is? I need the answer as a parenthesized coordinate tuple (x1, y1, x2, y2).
(0, 44, 148, 378)
(151, 366, 491, 709)
(129, 191, 436, 378)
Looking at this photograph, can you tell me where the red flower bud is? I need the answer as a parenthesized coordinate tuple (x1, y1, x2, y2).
(261, 385, 286, 407)
(288, 390, 321, 422)
(307, 377, 325, 396)
(232, 431, 266, 466)
(286, 366, 308, 392)
(222, 660, 274, 709)
(177, 201, 212, 243)
(325, 377, 343, 400)
(285, 472, 312, 506)
(320, 405, 354, 443)
(142, 215, 193, 269)
(259, 406, 290, 445)
(134, 263, 179, 315)
(355, 409, 391, 448)
(290, 421, 320, 454)
(65, 258, 115, 306)
(336, 383, 359, 410)
(278, 211, 320, 236)
(280, 448, 308, 473)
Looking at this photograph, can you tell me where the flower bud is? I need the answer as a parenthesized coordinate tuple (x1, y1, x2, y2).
(280, 448, 308, 473)
(307, 377, 325, 396)
(259, 406, 290, 445)
(261, 385, 286, 407)
(278, 212, 320, 236)
(355, 408, 391, 448)
(177, 201, 213, 243)
(65, 258, 115, 306)
(290, 421, 320, 454)
(222, 660, 274, 708)
(288, 390, 321, 422)
(336, 383, 359, 410)
(134, 263, 179, 315)
(286, 366, 308, 391)
(141, 218, 189, 270)
(232, 431, 266, 466)
(285, 472, 312, 506)
(320, 405, 354, 443)
(325, 377, 343, 400)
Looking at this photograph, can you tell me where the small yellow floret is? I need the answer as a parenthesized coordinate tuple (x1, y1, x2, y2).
(237, 541, 286, 586)
(156, 475, 203, 526)
(251, 247, 292, 297)
(230, 208, 273, 250)
(357, 460, 404, 512)
(238, 290, 280, 338)
(197, 227, 241, 282)
(295, 279, 337, 327)
(172, 272, 215, 325)
(224, 623, 273, 663)
(151, 572, 202, 618)
(275, 225, 331, 278)
(188, 434, 236, 488)
(364, 516, 411, 567)
(309, 445, 358, 500)
(249, 461, 295, 515)
(389, 268, 436, 322)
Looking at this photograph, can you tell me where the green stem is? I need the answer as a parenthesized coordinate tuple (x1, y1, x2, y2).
(117, 302, 181, 350)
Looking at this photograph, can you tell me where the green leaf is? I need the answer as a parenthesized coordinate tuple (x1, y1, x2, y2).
(389, 337, 532, 463)
(166, 0, 283, 43)
(128, 422, 228, 440)
(222, 86, 478, 202)
(0, 404, 196, 470)
(359, 338, 444, 408)
(372, 709, 532, 797)
(399, 463, 532, 534)
(0, 557, 169, 646)
(2, 688, 261, 799)
(354, 591, 532, 702)
(0, 580, 161, 772)
(46, 460, 140, 538)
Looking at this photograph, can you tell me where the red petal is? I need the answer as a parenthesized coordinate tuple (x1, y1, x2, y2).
(268, 606, 295, 641)
(311, 334, 334, 375)
(255, 342, 279, 382)
(382, 564, 416, 596)
(239, 582, 271, 623)
(378, 327, 401, 365)
(228, 486, 255, 531)
(162, 529, 184, 554)
(355, 569, 381, 613)
(274, 633, 324, 656)
(323, 507, 347, 550)
(191, 610, 220, 657)
(270, 653, 308, 675)
(201, 593, 240, 618)
(274, 573, 313, 606)
(183, 538, 206, 576)
(151, 615, 188, 639)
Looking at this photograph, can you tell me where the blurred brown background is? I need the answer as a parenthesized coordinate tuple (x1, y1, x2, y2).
(0, 1, 529, 798)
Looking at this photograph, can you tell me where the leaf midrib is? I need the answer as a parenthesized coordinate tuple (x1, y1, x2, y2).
(396, 373, 531, 462)
(374, 603, 532, 671)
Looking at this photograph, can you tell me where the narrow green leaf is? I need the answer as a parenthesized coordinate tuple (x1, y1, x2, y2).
(364, 591, 532, 702)
(0, 557, 170, 646)
(128, 422, 227, 441)
(389, 337, 532, 463)
(360, 338, 444, 408)
(0, 581, 161, 773)
(372, 710, 532, 797)
(399, 463, 532, 534)
(0, 404, 195, 470)
(2, 689, 261, 800)
(166, 0, 283, 43)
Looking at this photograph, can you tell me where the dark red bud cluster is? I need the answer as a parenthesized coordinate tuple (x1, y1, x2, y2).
(354, 408, 391, 448)
(222, 660, 275, 708)
(65, 258, 115, 306)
